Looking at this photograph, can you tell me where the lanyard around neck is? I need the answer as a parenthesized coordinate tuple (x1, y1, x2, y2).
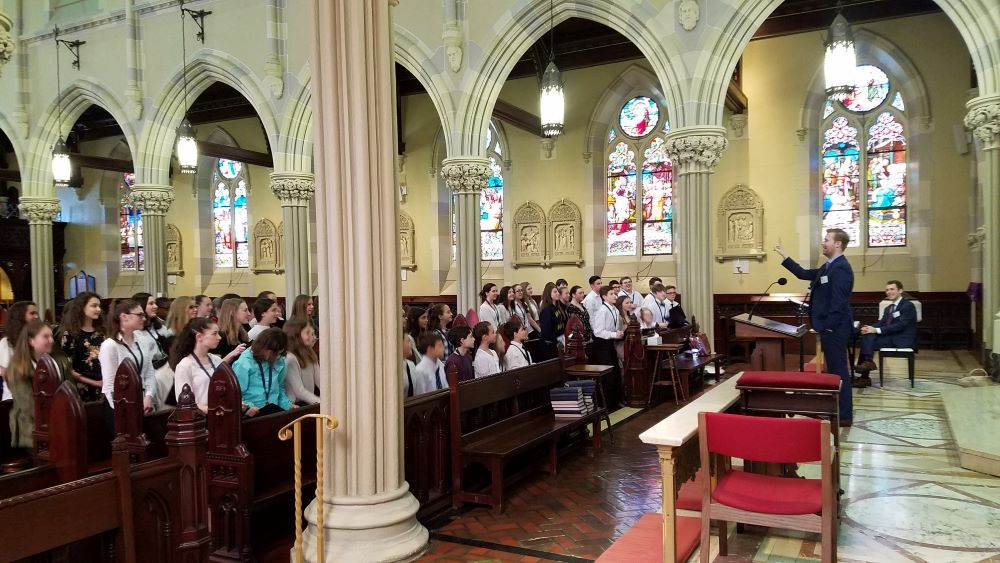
(119, 336, 144, 372)
(257, 361, 274, 403)
(603, 303, 618, 325)
(192, 353, 217, 380)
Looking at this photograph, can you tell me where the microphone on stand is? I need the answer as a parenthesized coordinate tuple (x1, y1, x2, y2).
(747, 277, 787, 321)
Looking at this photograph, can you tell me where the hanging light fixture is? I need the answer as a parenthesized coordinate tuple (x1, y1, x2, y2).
(176, 0, 198, 173)
(51, 27, 71, 186)
(539, 0, 564, 138)
(824, 13, 856, 101)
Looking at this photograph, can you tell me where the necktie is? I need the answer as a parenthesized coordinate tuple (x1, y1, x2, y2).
(435, 365, 444, 389)
(886, 303, 896, 324)
(405, 364, 414, 398)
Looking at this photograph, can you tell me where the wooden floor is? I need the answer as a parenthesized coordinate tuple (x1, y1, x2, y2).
(417, 349, 1000, 562)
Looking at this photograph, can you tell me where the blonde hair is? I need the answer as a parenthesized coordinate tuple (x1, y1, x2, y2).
(165, 296, 194, 336)
(217, 298, 249, 345)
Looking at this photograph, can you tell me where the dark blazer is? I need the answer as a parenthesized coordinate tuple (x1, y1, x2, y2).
(781, 254, 854, 332)
(667, 304, 689, 328)
(873, 298, 918, 348)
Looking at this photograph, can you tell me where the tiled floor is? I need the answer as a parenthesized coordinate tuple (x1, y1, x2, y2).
(419, 350, 1000, 562)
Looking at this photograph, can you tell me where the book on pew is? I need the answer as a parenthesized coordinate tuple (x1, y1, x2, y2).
(550, 387, 593, 418)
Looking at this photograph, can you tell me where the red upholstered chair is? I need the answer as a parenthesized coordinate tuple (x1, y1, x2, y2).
(698, 412, 837, 563)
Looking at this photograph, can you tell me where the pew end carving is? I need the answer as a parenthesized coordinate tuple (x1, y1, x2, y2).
(31, 354, 62, 465)
(113, 358, 152, 464)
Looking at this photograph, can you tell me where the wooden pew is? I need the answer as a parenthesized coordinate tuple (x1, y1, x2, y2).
(404, 388, 451, 519)
(0, 381, 88, 501)
(0, 384, 211, 562)
(112, 357, 172, 464)
(30, 354, 62, 465)
(206, 362, 319, 562)
(447, 357, 604, 514)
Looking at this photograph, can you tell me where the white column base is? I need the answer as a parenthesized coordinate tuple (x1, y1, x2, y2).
(300, 483, 428, 563)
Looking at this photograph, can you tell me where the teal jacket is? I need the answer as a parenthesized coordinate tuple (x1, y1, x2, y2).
(231, 349, 292, 410)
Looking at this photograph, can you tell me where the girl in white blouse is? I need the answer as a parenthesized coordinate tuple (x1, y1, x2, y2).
(472, 321, 501, 378)
(169, 317, 245, 412)
(99, 299, 159, 415)
(282, 319, 321, 405)
(478, 284, 502, 329)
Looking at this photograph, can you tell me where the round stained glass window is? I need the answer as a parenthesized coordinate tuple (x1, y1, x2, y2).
(840, 65, 890, 113)
(218, 159, 242, 179)
(619, 96, 659, 138)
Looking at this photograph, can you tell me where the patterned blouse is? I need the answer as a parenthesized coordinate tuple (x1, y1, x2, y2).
(60, 329, 105, 401)
(567, 302, 594, 341)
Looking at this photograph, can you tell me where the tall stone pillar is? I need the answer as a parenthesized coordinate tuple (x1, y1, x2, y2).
(664, 127, 728, 345)
(965, 95, 1000, 355)
(270, 172, 314, 300)
(18, 197, 61, 318)
(131, 184, 175, 296)
(305, 1, 427, 561)
(441, 157, 490, 315)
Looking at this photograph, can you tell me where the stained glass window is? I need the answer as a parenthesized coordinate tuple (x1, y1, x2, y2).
(606, 95, 672, 257)
(821, 64, 907, 247)
(119, 172, 143, 271)
(841, 65, 890, 113)
(213, 158, 250, 268)
(619, 96, 659, 138)
(450, 121, 505, 261)
(608, 128, 617, 145)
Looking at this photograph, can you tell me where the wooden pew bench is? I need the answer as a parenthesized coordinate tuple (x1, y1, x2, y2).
(447, 357, 604, 513)
(206, 362, 319, 562)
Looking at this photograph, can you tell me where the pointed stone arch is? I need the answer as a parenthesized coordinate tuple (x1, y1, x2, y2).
(0, 111, 25, 172)
(584, 63, 668, 164)
(23, 79, 139, 196)
(137, 49, 279, 186)
(275, 68, 313, 173)
(394, 25, 457, 156)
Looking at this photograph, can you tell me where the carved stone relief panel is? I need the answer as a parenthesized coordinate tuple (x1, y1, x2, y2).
(716, 184, 765, 261)
(165, 224, 184, 275)
(399, 211, 416, 271)
(512, 201, 546, 268)
(252, 218, 283, 273)
(547, 199, 583, 266)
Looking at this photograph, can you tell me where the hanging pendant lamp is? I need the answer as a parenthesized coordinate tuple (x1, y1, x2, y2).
(539, 0, 564, 138)
(176, 0, 198, 173)
(51, 28, 71, 186)
(824, 13, 856, 101)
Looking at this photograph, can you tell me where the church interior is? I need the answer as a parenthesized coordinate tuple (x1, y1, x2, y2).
(0, 0, 999, 561)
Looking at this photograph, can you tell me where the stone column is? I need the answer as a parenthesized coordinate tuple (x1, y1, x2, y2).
(131, 184, 175, 296)
(305, 1, 427, 561)
(965, 95, 1000, 354)
(663, 127, 728, 345)
(441, 157, 490, 315)
(18, 197, 61, 318)
(270, 172, 314, 299)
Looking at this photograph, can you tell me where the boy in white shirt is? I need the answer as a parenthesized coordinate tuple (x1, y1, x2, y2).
(582, 275, 604, 317)
(414, 332, 448, 395)
(402, 332, 417, 398)
(502, 319, 532, 371)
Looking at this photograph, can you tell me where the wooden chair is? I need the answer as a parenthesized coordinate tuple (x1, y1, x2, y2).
(698, 412, 837, 563)
(875, 299, 921, 388)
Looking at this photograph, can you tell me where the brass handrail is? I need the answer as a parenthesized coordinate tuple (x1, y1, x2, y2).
(278, 413, 339, 563)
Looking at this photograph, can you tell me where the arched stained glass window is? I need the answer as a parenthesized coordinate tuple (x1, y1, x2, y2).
(820, 64, 907, 247)
(606, 95, 672, 256)
(451, 121, 506, 261)
(212, 158, 250, 268)
(119, 172, 143, 271)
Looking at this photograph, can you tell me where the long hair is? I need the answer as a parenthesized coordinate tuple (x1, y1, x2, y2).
(427, 304, 450, 332)
(479, 283, 497, 304)
(169, 317, 214, 370)
(283, 318, 318, 368)
(217, 298, 249, 345)
(193, 295, 211, 316)
(472, 321, 493, 350)
(498, 286, 513, 312)
(165, 296, 194, 335)
(252, 298, 277, 323)
(105, 299, 140, 338)
(250, 327, 287, 364)
(539, 282, 558, 309)
(405, 306, 426, 340)
(8, 320, 51, 383)
(131, 292, 154, 329)
(615, 295, 632, 325)
(289, 295, 313, 323)
(3, 301, 36, 345)
(58, 292, 103, 340)
(517, 282, 538, 320)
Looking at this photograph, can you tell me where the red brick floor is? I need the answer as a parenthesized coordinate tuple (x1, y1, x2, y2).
(418, 381, 722, 562)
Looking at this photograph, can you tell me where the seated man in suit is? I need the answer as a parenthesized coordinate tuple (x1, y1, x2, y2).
(854, 280, 917, 387)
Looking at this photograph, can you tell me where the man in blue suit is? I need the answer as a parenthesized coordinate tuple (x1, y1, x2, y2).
(775, 228, 855, 426)
(853, 280, 917, 387)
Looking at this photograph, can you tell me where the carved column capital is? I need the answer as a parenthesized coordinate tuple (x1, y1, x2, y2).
(131, 184, 175, 215)
(18, 197, 60, 224)
(0, 13, 14, 77)
(663, 126, 729, 173)
(965, 95, 1000, 150)
(270, 172, 316, 205)
(441, 156, 490, 195)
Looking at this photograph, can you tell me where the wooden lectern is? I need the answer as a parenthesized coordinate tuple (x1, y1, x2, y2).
(731, 313, 807, 371)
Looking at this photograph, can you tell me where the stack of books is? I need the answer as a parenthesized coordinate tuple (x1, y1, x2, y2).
(550, 381, 597, 419)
